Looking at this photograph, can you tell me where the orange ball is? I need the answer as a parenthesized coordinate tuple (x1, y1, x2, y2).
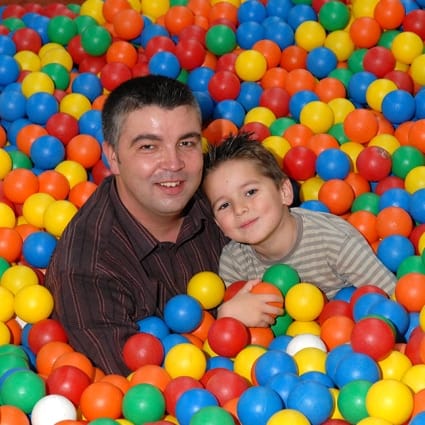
(209, 2, 238, 26)
(68, 181, 98, 208)
(249, 326, 275, 348)
(376, 206, 413, 238)
(6, 318, 22, 345)
(0, 405, 30, 425)
(52, 351, 96, 381)
(38, 169, 70, 200)
(106, 40, 138, 68)
(318, 179, 355, 215)
(164, 5, 195, 35)
(349, 17, 382, 48)
(394, 120, 414, 145)
(284, 68, 316, 95)
(66, 134, 102, 169)
(283, 123, 314, 147)
(129, 364, 172, 392)
(203, 119, 238, 145)
(314, 77, 347, 102)
(280, 45, 307, 71)
(374, 0, 405, 30)
(0, 227, 22, 262)
(343, 108, 379, 144)
(15, 223, 39, 242)
(3, 168, 39, 204)
(250, 281, 284, 318)
(100, 373, 131, 395)
(407, 119, 425, 154)
(347, 210, 379, 244)
(412, 388, 425, 417)
(102, 0, 131, 23)
(306, 133, 340, 155)
(36, 341, 75, 377)
(320, 315, 355, 350)
(260, 67, 287, 89)
(79, 381, 124, 421)
(16, 124, 48, 156)
(344, 171, 371, 197)
(190, 310, 215, 342)
(188, 0, 211, 17)
(0, 125, 6, 148)
(395, 273, 425, 312)
(113, 8, 144, 40)
(253, 39, 282, 69)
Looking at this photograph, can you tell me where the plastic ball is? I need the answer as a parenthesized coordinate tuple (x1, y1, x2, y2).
(366, 78, 398, 112)
(175, 388, 218, 425)
(30, 135, 65, 170)
(381, 89, 416, 124)
(164, 376, 203, 417)
(21, 71, 55, 97)
(14, 284, 54, 324)
(318, 179, 355, 215)
(236, 21, 265, 50)
(376, 206, 413, 238)
(356, 146, 392, 182)
(299, 100, 334, 134)
(0, 405, 30, 425)
(59, 93, 92, 120)
(122, 332, 164, 371)
(295, 20, 327, 52)
(0, 54, 20, 86)
(319, 1, 350, 31)
(31, 394, 77, 425)
(316, 148, 351, 180)
(205, 24, 237, 56)
(190, 406, 235, 425)
(0, 286, 14, 322)
(283, 146, 317, 181)
(234, 49, 267, 82)
(163, 294, 203, 334)
(376, 234, 415, 272)
(237, 385, 283, 425)
(337, 379, 372, 424)
(208, 70, 240, 102)
(306, 46, 338, 79)
(43, 200, 78, 238)
(80, 25, 111, 56)
(164, 342, 206, 380)
(22, 231, 57, 269)
(267, 409, 310, 425)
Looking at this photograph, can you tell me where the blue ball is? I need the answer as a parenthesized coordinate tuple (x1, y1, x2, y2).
(289, 90, 319, 121)
(348, 71, 376, 106)
(378, 188, 411, 211)
(72, 72, 103, 102)
(306, 46, 338, 79)
(26, 92, 59, 125)
(140, 23, 169, 48)
(0, 90, 26, 122)
(237, 386, 283, 425)
(325, 343, 353, 382)
(30, 134, 65, 170)
(332, 285, 356, 302)
(237, 0, 267, 23)
(0, 35, 16, 56)
(213, 99, 245, 127)
(24, 13, 50, 44)
(352, 292, 388, 322)
(22, 231, 57, 269)
(163, 294, 203, 334)
(266, 0, 292, 20)
(236, 21, 265, 49)
(299, 200, 330, 213)
(79, 109, 103, 139)
(376, 234, 415, 272)
(410, 411, 425, 425)
(286, 381, 334, 425)
(175, 388, 218, 425)
(405, 312, 419, 340)
(268, 334, 292, 351)
(136, 316, 170, 340)
(253, 350, 298, 386)
(148, 51, 181, 79)
(382, 89, 416, 124)
(0, 54, 19, 85)
(316, 148, 351, 180)
(414, 88, 425, 119)
(5, 118, 31, 146)
(300, 371, 334, 388)
(237, 81, 262, 111)
(410, 188, 425, 223)
(263, 19, 294, 49)
(287, 4, 317, 30)
(193, 91, 214, 123)
(333, 352, 381, 387)
(206, 356, 234, 371)
(160, 333, 189, 356)
(187, 67, 215, 92)
(266, 372, 300, 405)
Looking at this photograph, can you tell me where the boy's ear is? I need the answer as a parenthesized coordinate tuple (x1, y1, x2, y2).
(280, 178, 294, 206)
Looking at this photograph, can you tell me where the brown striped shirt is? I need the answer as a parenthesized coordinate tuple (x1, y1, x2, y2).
(45, 176, 227, 375)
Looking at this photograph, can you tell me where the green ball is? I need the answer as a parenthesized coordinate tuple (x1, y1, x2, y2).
(190, 406, 235, 425)
(0, 344, 28, 360)
(397, 255, 425, 279)
(47, 15, 78, 46)
(270, 117, 296, 136)
(351, 192, 380, 215)
(337, 380, 372, 424)
(0, 257, 10, 278)
(262, 263, 300, 296)
(328, 123, 349, 144)
(328, 67, 353, 88)
(0, 369, 45, 414)
(319, 1, 350, 32)
(392, 145, 425, 179)
(205, 25, 237, 56)
(74, 15, 98, 34)
(122, 383, 165, 425)
(0, 353, 29, 377)
(41, 63, 70, 91)
(2, 17, 25, 32)
(271, 311, 293, 337)
(88, 419, 120, 425)
(347, 48, 367, 74)
(378, 29, 401, 49)
(8, 150, 32, 170)
(81, 25, 112, 56)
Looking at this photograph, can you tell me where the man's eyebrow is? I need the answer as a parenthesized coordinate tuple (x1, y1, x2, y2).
(129, 133, 161, 147)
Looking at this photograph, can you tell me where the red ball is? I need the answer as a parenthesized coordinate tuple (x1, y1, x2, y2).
(239, 122, 271, 141)
(145, 35, 176, 59)
(163, 376, 203, 416)
(205, 368, 250, 406)
(223, 280, 247, 302)
(405, 326, 425, 364)
(384, 70, 414, 93)
(283, 146, 317, 181)
(208, 70, 241, 102)
(46, 365, 92, 406)
(67, 35, 89, 65)
(175, 38, 206, 70)
(207, 317, 250, 358)
(91, 159, 112, 185)
(403, 9, 425, 41)
(356, 146, 392, 182)
(363, 46, 396, 78)
(259, 87, 290, 118)
(122, 332, 164, 371)
(28, 318, 68, 354)
(350, 316, 395, 361)
(317, 300, 352, 325)
(409, 223, 425, 255)
(45, 112, 79, 145)
(12, 28, 42, 53)
(100, 62, 133, 92)
(373, 175, 405, 195)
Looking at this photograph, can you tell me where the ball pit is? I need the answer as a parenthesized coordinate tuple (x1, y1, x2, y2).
(2, 0, 425, 423)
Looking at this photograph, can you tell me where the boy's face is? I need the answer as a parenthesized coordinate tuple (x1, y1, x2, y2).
(203, 159, 293, 246)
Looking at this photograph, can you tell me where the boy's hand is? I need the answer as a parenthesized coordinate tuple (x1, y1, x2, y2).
(217, 279, 284, 328)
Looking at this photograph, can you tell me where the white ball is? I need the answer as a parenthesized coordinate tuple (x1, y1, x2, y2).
(31, 394, 77, 425)
(286, 333, 327, 356)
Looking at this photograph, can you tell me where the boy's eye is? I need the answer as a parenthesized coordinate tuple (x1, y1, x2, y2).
(246, 188, 258, 197)
(217, 202, 230, 211)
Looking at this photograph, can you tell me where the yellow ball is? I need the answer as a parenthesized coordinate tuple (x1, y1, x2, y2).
(14, 50, 41, 72)
(234, 50, 268, 82)
(419, 233, 425, 256)
(369, 134, 400, 155)
(187, 271, 225, 310)
(21, 71, 55, 97)
(411, 54, 425, 86)
(79, 0, 106, 24)
(1, 264, 39, 295)
(293, 347, 327, 374)
(0, 202, 16, 228)
(163, 343, 206, 380)
(328, 98, 355, 124)
(299, 176, 324, 202)
(202, 338, 218, 358)
(60, 93, 92, 120)
(295, 21, 327, 51)
(339, 142, 364, 172)
(261, 136, 291, 165)
(391, 31, 424, 65)
(285, 282, 325, 321)
(357, 418, 394, 425)
(244, 106, 276, 127)
(233, 345, 267, 383)
(324, 30, 354, 62)
(299, 101, 334, 134)
(286, 320, 321, 336)
(0, 148, 12, 180)
(420, 304, 425, 331)
(267, 409, 310, 425)
(0, 322, 11, 345)
(405, 165, 425, 194)
(402, 364, 425, 392)
(40, 46, 73, 72)
(14, 284, 54, 324)
(329, 388, 343, 419)
(351, 0, 379, 17)
(0, 286, 15, 322)
(141, 0, 170, 21)
(116, 420, 134, 425)
(55, 160, 88, 189)
(43, 200, 78, 238)
(22, 192, 56, 228)
(366, 379, 413, 425)
(378, 350, 412, 381)
(365, 78, 398, 112)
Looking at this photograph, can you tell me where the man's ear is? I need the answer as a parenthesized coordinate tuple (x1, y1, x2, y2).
(280, 178, 294, 206)
(102, 142, 119, 175)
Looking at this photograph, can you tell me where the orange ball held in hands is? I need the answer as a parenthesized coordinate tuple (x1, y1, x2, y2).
(250, 281, 284, 318)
